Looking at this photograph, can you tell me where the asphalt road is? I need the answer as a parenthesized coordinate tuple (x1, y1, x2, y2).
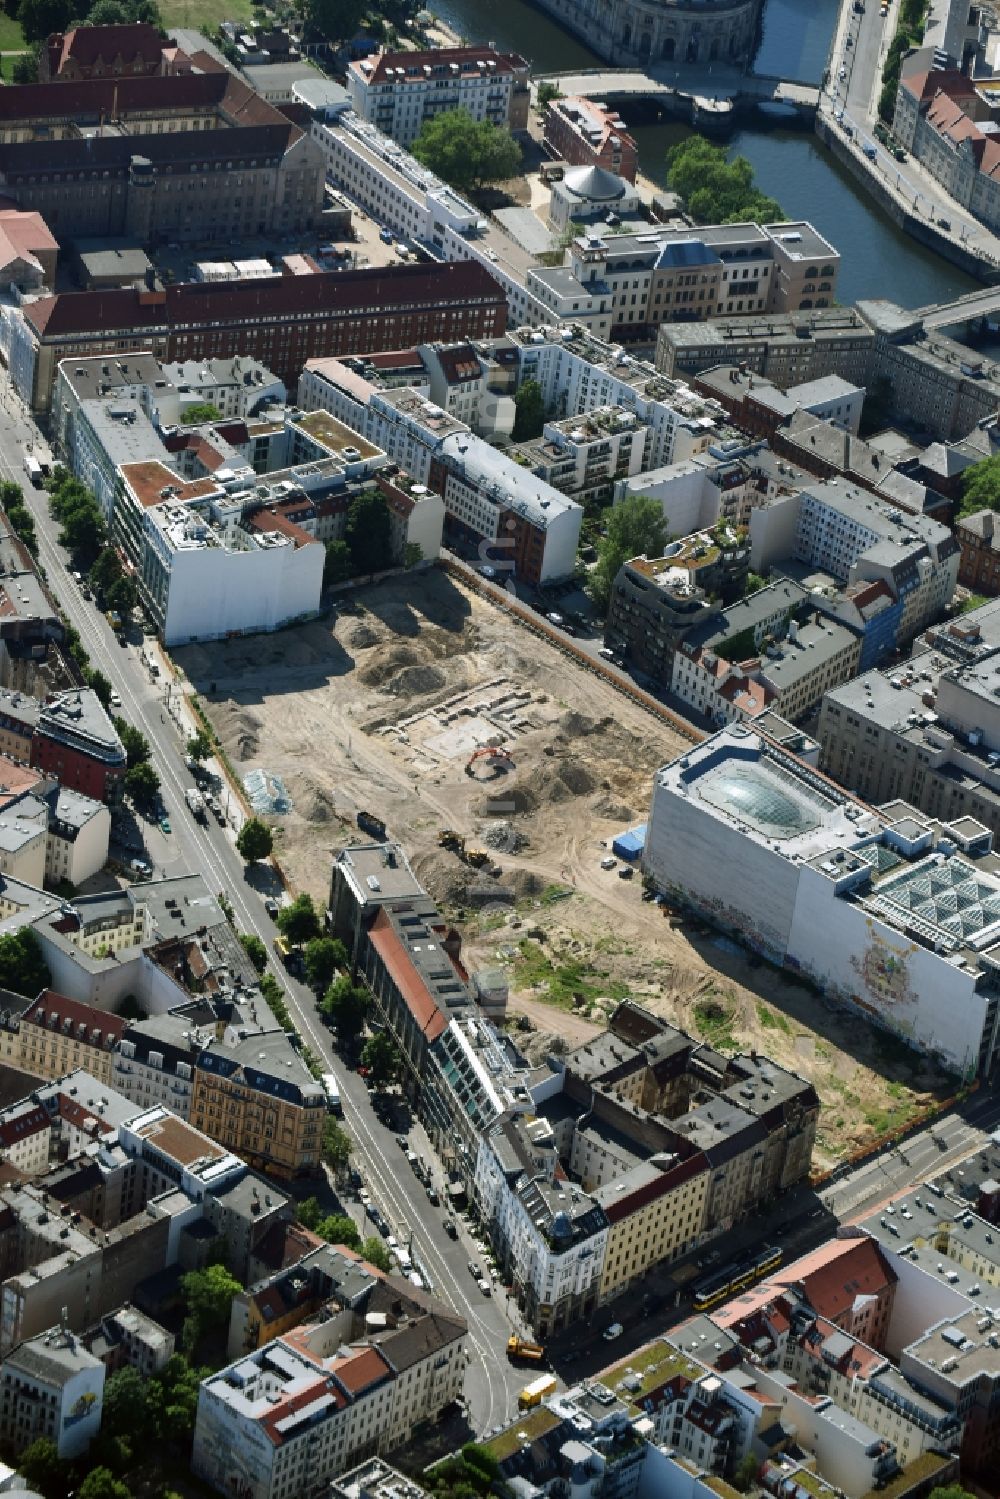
(0, 376, 524, 1437)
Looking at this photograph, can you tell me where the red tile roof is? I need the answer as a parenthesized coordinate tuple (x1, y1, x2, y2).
(329, 1345, 392, 1395)
(23, 990, 125, 1044)
(259, 1373, 343, 1446)
(51, 23, 167, 74)
(368, 909, 448, 1043)
(245, 503, 320, 549)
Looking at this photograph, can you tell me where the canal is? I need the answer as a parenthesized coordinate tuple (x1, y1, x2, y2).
(427, 0, 979, 307)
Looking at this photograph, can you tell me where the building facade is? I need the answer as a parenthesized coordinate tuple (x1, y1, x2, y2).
(347, 46, 530, 146)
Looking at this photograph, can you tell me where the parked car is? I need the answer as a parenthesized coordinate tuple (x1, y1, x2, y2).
(264, 896, 279, 916)
(159, 817, 171, 835)
(603, 1323, 623, 1341)
(444, 1218, 458, 1239)
(426, 1185, 440, 1206)
(468, 1261, 480, 1279)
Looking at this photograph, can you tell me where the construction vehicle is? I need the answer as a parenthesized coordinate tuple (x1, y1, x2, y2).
(466, 847, 490, 868)
(465, 745, 515, 779)
(184, 787, 207, 823)
(507, 1336, 545, 1363)
(438, 829, 465, 852)
(518, 1374, 556, 1410)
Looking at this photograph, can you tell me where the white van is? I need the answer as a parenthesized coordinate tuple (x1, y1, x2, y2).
(321, 1072, 342, 1116)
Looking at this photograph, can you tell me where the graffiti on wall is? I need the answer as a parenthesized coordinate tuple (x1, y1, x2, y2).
(850, 928, 917, 1014)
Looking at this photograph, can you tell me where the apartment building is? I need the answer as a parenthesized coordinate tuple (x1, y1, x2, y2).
(644, 724, 1000, 1077)
(605, 527, 754, 685)
(817, 599, 1000, 838)
(347, 45, 529, 146)
(17, 992, 124, 1087)
(956, 507, 1000, 594)
(193, 1294, 467, 1499)
(512, 406, 649, 509)
(0, 1326, 105, 1458)
(83, 1303, 174, 1378)
(11, 261, 508, 414)
(749, 478, 959, 650)
(893, 62, 1000, 232)
(189, 1031, 326, 1179)
(30, 688, 126, 806)
(543, 96, 638, 182)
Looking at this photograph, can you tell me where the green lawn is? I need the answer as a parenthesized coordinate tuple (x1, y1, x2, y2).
(157, 0, 255, 32)
(0, 11, 25, 51)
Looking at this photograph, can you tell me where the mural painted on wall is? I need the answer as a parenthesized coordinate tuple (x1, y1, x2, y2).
(850, 930, 917, 1014)
(665, 884, 787, 960)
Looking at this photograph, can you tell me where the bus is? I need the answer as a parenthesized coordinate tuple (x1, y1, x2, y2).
(321, 1072, 342, 1116)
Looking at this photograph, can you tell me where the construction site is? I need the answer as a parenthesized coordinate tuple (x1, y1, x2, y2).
(175, 569, 957, 1171)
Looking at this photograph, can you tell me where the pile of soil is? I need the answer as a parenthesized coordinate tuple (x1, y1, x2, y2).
(348, 623, 383, 650)
(591, 793, 637, 822)
(233, 710, 262, 761)
(476, 785, 539, 818)
(383, 664, 447, 697)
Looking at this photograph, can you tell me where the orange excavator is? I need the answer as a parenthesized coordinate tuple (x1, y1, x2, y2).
(465, 746, 515, 778)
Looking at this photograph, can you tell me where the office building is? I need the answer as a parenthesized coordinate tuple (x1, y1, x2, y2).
(645, 724, 1000, 1077)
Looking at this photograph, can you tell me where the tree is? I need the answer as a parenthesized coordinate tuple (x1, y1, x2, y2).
(125, 760, 160, 805)
(666, 136, 783, 225)
(236, 816, 273, 863)
(317, 1212, 361, 1248)
(324, 538, 353, 587)
(58, 492, 106, 557)
(362, 1031, 401, 1087)
(78, 1467, 130, 1499)
(591, 495, 669, 612)
(959, 454, 1000, 518)
(240, 932, 268, 974)
(114, 718, 151, 768)
(403, 541, 423, 570)
(277, 892, 321, 945)
(743, 571, 767, 597)
(960, 593, 988, 614)
(180, 1263, 241, 1354)
(102, 1366, 152, 1445)
(361, 1235, 392, 1272)
(181, 402, 222, 424)
(928, 1489, 976, 1499)
(186, 729, 213, 763)
(323, 1116, 352, 1174)
(16, 1438, 63, 1499)
(412, 108, 522, 195)
(536, 80, 562, 110)
(346, 489, 394, 575)
(301, 0, 367, 44)
(733, 1453, 759, 1493)
(107, 573, 137, 618)
(11, 44, 41, 84)
(512, 378, 546, 441)
(89, 548, 123, 601)
(86, 0, 162, 21)
(304, 935, 347, 993)
(87, 668, 114, 708)
(16, 0, 75, 43)
(0, 927, 49, 997)
(322, 974, 370, 1042)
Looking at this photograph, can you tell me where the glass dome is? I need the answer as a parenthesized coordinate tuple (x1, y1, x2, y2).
(699, 763, 821, 839)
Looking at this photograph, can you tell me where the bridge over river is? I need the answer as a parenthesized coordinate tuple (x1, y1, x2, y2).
(533, 65, 821, 127)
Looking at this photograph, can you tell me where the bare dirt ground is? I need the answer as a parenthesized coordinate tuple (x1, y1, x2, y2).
(177, 570, 954, 1170)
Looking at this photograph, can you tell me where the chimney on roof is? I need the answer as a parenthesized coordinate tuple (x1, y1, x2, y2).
(984, 512, 995, 540)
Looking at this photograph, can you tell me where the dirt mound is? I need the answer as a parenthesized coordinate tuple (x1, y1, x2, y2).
(555, 762, 597, 796)
(591, 794, 636, 822)
(304, 787, 335, 824)
(506, 868, 546, 899)
(383, 664, 448, 697)
(560, 711, 613, 738)
(358, 644, 422, 686)
(477, 785, 539, 818)
(348, 623, 382, 650)
(233, 710, 262, 761)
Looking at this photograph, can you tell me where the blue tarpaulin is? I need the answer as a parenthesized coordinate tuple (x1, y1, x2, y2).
(612, 824, 647, 861)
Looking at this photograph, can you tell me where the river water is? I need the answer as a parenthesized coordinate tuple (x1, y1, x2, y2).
(428, 0, 978, 307)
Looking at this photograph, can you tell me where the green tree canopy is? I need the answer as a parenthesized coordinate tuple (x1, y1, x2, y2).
(17, 0, 75, 43)
(125, 760, 160, 805)
(114, 717, 151, 768)
(85, 0, 162, 22)
(0, 927, 49, 997)
(236, 816, 273, 863)
(322, 1115, 352, 1172)
(89, 548, 123, 601)
(958, 454, 1000, 518)
(362, 1031, 401, 1087)
(928, 1488, 977, 1499)
(324, 538, 353, 587)
(591, 495, 669, 612)
(347, 489, 394, 575)
(412, 108, 522, 195)
(361, 1235, 392, 1272)
(180, 1263, 241, 1354)
(666, 136, 783, 225)
(322, 974, 370, 1042)
(239, 932, 268, 974)
(187, 730, 213, 762)
(16, 1438, 63, 1499)
(11, 44, 42, 84)
(107, 574, 137, 618)
(101, 1365, 152, 1445)
(304, 935, 347, 993)
(301, 0, 367, 45)
(181, 402, 222, 424)
(277, 892, 322, 945)
(86, 668, 113, 708)
(512, 378, 546, 441)
(78, 1467, 130, 1499)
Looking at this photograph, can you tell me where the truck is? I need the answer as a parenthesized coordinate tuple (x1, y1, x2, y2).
(507, 1336, 545, 1364)
(23, 454, 42, 487)
(518, 1375, 556, 1410)
(356, 809, 387, 840)
(184, 787, 207, 822)
(321, 1072, 342, 1116)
